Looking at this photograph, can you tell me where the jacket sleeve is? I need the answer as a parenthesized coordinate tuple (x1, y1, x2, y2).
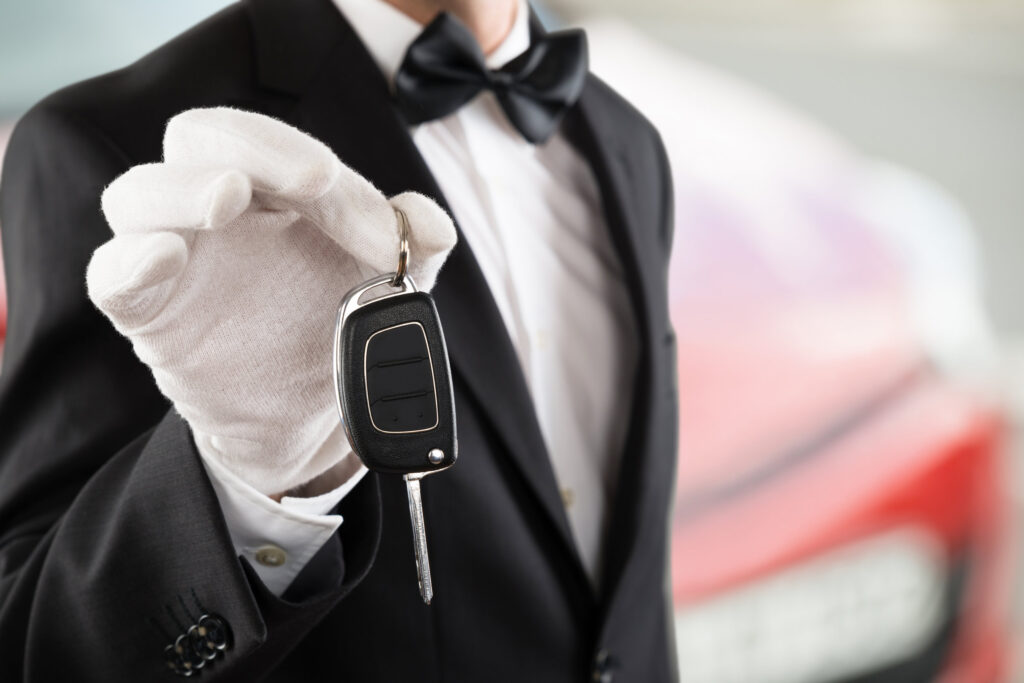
(0, 103, 381, 681)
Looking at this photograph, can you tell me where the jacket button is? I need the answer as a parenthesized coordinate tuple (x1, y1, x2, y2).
(197, 613, 231, 651)
(165, 643, 194, 678)
(176, 633, 206, 673)
(188, 624, 219, 661)
(592, 649, 617, 683)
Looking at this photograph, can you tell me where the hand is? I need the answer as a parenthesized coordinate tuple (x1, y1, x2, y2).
(87, 108, 457, 495)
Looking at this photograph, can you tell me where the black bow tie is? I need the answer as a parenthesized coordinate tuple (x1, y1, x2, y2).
(394, 12, 588, 144)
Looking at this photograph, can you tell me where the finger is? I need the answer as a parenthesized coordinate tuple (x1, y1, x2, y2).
(389, 192, 458, 291)
(164, 108, 369, 206)
(86, 231, 189, 330)
(302, 174, 405, 266)
(102, 163, 251, 235)
(304, 190, 457, 288)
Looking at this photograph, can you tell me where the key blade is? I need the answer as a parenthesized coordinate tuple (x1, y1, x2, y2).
(404, 474, 434, 605)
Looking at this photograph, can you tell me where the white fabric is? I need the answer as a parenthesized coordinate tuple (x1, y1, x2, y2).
(336, 0, 638, 587)
(198, 448, 368, 595)
(88, 107, 457, 500)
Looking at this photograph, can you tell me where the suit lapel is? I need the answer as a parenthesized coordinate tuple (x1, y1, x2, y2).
(561, 89, 660, 606)
(246, 0, 588, 582)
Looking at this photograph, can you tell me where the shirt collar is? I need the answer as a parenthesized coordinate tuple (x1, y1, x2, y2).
(331, 0, 531, 86)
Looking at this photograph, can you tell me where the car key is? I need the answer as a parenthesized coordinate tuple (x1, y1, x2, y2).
(332, 210, 457, 604)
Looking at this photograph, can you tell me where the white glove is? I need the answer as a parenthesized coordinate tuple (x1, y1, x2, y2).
(87, 108, 457, 495)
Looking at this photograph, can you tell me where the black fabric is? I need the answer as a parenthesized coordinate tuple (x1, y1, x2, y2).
(0, 0, 678, 680)
(394, 11, 587, 143)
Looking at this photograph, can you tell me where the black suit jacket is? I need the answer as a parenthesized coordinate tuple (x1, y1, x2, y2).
(0, 0, 678, 680)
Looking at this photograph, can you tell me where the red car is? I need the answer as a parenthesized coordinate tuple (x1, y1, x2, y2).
(582, 19, 1014, 683)
(0, 20, 1014, 682)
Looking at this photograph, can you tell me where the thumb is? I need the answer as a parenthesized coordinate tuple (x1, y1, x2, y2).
(86, 232, 189, 331)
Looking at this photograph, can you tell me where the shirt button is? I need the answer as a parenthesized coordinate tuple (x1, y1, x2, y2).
(254, 545, 287, 567)
(593, 650, 616, 682)
(560, 487, 575, 508)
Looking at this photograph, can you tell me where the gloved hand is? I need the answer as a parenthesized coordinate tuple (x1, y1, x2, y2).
(87, 108, 457, 496)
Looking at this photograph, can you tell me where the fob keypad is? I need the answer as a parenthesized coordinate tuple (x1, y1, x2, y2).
(365, 322, 438, 433)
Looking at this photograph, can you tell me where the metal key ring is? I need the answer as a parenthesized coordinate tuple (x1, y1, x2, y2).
(391, 207, 411, 288)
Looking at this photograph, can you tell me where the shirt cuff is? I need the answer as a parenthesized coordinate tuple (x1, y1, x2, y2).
(198, 447, 368, 596)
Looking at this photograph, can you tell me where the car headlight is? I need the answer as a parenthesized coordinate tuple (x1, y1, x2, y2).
(675, 528, 946, 683)
(856, 161, 999, 386)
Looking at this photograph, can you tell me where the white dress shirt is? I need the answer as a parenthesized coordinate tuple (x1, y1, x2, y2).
(201, 0, 637, 593)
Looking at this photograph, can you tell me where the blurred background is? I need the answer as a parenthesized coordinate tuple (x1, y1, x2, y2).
(0, 0, 1020, 680)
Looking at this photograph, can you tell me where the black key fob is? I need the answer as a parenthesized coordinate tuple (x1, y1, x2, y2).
(334, 274, 457, 475)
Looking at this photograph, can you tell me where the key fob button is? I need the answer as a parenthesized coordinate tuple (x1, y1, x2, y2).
(365, 322, 438, 433)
